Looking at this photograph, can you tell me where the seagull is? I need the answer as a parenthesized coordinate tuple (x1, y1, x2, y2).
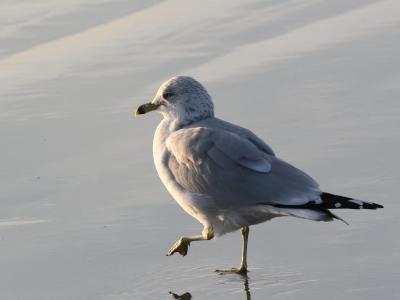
(135, 76, 383, 274)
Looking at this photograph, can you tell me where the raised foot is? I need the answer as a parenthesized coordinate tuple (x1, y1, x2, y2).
(215, 267, 248, 275)
(166, 238, 190, 256)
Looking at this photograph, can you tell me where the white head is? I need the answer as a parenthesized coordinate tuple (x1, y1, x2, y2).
(135, 76, 214, 126)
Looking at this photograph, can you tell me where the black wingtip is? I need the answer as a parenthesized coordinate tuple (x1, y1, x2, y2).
(362, 202, 384, 209)
(321, 192, 384, 210)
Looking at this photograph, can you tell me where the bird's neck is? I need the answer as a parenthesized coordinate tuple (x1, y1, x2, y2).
(161, 106, 214, 130)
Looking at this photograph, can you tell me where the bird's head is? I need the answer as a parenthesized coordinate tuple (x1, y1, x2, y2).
(135, 76, 214, 126)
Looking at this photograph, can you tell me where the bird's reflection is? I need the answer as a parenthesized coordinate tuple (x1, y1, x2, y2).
(169, 273, 252, 300)
(169, 291, 192, 299)
(243, 275, 252, 300)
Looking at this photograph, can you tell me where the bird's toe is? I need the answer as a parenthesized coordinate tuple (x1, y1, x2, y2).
(166, 238, 190, 256)
(215, 267, 248, 275)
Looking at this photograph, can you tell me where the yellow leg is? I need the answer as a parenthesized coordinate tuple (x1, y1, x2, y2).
(239, 226, 249, 271)
(166, 227, 214, 256)
(216, 226, 249, 274)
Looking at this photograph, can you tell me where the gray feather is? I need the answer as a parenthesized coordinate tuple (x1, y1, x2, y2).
(166, 118, 321, 210)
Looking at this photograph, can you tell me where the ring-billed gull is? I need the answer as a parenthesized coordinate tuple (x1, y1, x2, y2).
(135, 76, 383, 274)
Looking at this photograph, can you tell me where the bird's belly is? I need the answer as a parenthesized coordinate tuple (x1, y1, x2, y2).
(210, 204, 284, 236)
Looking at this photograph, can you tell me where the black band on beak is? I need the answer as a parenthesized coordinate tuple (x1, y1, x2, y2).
(136, 104, 147, 115)
(134, 102, 159, 116)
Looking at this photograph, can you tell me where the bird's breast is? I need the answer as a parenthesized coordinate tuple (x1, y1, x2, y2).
(152, 121, 211, 224)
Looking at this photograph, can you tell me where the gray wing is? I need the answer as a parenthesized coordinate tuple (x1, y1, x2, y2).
(191, 117, 276, 156)
(166, 126, 321, 209)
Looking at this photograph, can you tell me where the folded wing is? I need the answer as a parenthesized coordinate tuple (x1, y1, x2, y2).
(166, 127, 321, 209)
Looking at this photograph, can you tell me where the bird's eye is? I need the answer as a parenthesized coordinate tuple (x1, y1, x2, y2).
(163, 92, 174, 99)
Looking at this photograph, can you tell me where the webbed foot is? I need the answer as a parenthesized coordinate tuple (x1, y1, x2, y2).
(215, 267, 248, 275)
(166, 238, 190, 256)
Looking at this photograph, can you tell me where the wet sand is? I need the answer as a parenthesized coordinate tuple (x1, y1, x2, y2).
(1, 1, 399, 299)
